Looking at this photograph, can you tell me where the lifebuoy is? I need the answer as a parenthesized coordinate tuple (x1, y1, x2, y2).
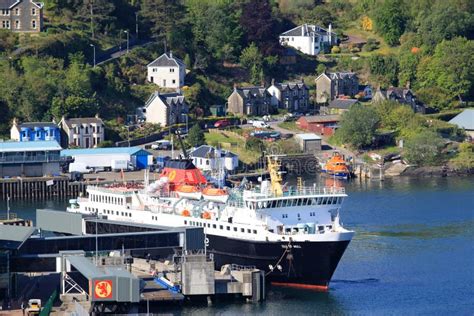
(182, 209, 191, 217)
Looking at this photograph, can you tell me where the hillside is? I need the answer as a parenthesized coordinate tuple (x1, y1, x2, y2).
(0, 0, 473, 139)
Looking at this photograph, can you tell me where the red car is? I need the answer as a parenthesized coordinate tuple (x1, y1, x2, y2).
(214, 120, 231, 128)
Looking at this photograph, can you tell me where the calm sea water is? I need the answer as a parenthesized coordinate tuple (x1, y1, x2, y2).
(1, 176, 473, 315)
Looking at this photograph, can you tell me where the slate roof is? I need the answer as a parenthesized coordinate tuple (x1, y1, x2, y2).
(145, 91, 186, 108)
(61, 117, 103, 128)
(147, 52, 185, 68)
(0, 140, 62, 152)
(299, 115, 341, 123)
(329, 72, 357, 80)
(329, 98, 358, 109)
(19, 122, 58, 129)
(280, 24, 335, 38)
(61, 147, 152, 157)
(449, 109, 474, 130)
(234, 86, 270, 99)
(0, 0, 43, 9)
(273, 81, 309, 91)
(190, 145, 237, 159)
(386, 87, 413, 99)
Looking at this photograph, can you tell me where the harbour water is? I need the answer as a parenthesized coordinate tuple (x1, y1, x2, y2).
(1, 176, 473, 314)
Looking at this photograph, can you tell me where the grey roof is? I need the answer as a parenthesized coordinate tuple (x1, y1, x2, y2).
(148, 52, 185, 68)
(235, 86, 270, 99)
(0, 225, 36, 250)
(273, 81, 308, 91)
(61, 117, 103, 128)
(329, 72, 357, 80)
(145, 91, 186, 108)
(280, 24, 335, 37)
(0, 140, 62, 152)
(190, 145, 236, 159)
(449, 109, 474, 130)
(19, 122, 58, 129)
(300, 115, 341, 123)
(329, 99, 359, 109)
(296, 133, 322, 141)
(0, 0, 43, 9)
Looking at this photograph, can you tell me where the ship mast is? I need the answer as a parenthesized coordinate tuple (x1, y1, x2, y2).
(267, 155, 284, 197)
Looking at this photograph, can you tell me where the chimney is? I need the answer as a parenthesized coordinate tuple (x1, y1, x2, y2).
(233, 83, 238, 90)
(95, 113, 100, 119)
(328, 24, 332, 44)
(12, 117, 18, 127)
(271, 78, 275, 86)
(170, 51, 173, 59)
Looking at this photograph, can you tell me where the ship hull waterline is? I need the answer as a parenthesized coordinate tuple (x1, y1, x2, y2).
(206, 234, 351, 291)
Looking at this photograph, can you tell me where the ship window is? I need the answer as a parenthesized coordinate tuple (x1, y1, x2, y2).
(234, 227, 238, 232)
(220, 225, 223, 230)
(338, 197, 343, 204)
(241, 228, 245, 233)
(318, 225, 324, 231)
(184, 220, 187, 225)
(247, 229, 251, 233)
(322, 197, 327, 205)
(213, 224, 216, 228)
(253, 230, 257, 234)
(227, 226, 230, 231)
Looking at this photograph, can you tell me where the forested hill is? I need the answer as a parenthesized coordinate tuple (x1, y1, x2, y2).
(0, 0, 473, 138)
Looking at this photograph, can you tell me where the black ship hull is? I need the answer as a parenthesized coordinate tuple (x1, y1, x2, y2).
(206, 234, 351, 290)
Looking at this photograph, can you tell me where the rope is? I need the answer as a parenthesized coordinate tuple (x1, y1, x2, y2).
(265, 240, 292, 276)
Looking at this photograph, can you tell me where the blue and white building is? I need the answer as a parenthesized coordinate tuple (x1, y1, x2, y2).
(0, 140, 62, 177)
(10, 118, 61, 143)
(61, 147, 153, 171)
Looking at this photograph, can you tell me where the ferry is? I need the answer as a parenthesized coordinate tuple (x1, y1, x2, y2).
(67, 156, 354, 290)
(321, 152, 352, 180)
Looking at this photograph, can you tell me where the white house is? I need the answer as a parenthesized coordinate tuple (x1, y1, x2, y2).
(189, 145, 238, 172)
(140, 91, 188, 127)
(59, 115, 104, 149)
(147, 52, 186, 88)
(279, 24, 337, 56)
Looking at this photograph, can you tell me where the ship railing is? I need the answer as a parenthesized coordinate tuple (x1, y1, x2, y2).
(246, 186, 345, 199)
(86, 185, 136, 195)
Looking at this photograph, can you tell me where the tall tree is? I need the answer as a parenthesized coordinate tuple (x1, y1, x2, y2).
(373, 0, 407, 46)
(187, 123, 205, 147)
(140, 0, 185, 42)
(335, 104, 380, 149)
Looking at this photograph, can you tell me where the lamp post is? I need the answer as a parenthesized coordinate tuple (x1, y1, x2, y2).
(135, 12, 139, 38)
(119, 30, 122, 52)
(90, 43, 96, 68)
(124, 30, 129, 54)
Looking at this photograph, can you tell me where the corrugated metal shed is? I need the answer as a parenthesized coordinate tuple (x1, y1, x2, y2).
(0, 140, 62, 153)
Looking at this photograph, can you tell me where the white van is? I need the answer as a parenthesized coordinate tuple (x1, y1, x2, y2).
(252, 121, 270, 129)
(151, 140, 172, 150)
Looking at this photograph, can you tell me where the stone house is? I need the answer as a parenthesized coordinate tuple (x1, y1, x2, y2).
(227, 86, 271, 116)
(59, 115, 105, 149)
(140, 91, 188, 127)
(267, 79, 309, 112)
(0, 0, 43, 32)
(315, 72, 359, 104)
(147, 52, 186, 89)
(279, 24, 337, 56)
(373, 87, 425, 113)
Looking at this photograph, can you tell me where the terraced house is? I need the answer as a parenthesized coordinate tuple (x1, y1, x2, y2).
(0, 0, 43, 32)
(227, 86, 271, 116)
(267, 79, 309, 112)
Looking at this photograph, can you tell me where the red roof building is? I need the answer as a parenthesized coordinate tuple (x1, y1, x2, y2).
(296, 115, 341, 136)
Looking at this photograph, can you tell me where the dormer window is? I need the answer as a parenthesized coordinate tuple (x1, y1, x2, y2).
(1, 9, 9, 16)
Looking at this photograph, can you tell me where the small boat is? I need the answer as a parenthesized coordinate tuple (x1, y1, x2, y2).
(202, 187, 229, 203)
(175, 185, 202, 200)
(321, 152, 351, 180)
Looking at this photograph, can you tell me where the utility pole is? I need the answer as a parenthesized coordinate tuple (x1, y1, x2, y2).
(90, 43, 96, 68)
(135, 12, 139, 38)
(90, 1, 94, 39)
(124, 30, 129, 54)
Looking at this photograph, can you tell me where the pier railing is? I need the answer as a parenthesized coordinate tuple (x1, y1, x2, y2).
(245, 186, 346, 200)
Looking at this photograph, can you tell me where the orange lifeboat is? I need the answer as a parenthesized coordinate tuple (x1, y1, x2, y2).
(182, 209, 191, 217)
(176, 184, 202, 200)
(321, 152, 351, 180)
(202, 187, 229, 203)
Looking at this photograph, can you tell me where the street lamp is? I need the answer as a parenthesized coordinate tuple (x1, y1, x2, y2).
(119, 30, 122, 52)
(124, 30, 129, 54)
(135, 12, 139, 38)
(90, 43, 96, 68)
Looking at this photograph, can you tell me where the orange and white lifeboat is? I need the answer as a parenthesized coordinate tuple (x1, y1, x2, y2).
(202, 187, 229, 203)
(176, 184, 202, 200)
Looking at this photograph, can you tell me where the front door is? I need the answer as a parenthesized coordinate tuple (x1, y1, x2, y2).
(85, 137, 90, 148)
(150, 76, 154, 83)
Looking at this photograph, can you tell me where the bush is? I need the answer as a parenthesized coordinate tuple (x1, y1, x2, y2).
(404, 130, 444, 166)
(363, 38, 379, 52)
(245, 137, 264, 152)
(331, 46, 341, 54)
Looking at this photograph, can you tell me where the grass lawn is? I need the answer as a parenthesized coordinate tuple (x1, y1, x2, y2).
(204, 131, 260, 164)
(277, 121, 304, 132)
(342, 23, 400, 57)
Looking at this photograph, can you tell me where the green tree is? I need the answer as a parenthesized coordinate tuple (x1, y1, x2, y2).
(335, 103, 380, 149)
(187, 123, 205, 147)
(373, 0, 407, 46)
(240, 43, 264, 84)
(369, 55, 399, 86)
(450, 142, 474, 172)
(404, 130, 444, 166)
(316, 63, 327, 75)
(140, 0, 185, 42)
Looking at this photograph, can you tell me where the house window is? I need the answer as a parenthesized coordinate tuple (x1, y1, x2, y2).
(31, 8, 36, 16)
(153, 68, 157, 72)
(31, 20, 36, 29)
(206, 160, 209, 166)
(85, 127, 89, 134)
(172, 79, 176, 84)
(96, 126, 100, 133)
(170, 68, 175, 73)
(1, 10, 9, 16)
(14, 8, 20, 15)
(14, 20, 20, 29)
(2, 20, 10, 29)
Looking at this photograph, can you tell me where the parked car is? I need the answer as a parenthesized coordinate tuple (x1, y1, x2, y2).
(252, 121, 270, 129)
(214, 119, 231, 128)
(151, 140, 172, 150)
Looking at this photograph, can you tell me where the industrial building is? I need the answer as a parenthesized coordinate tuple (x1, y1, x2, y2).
(295, 133, 322, 153)
(0, 140, 62, 177)
(61, 147, 153, 171)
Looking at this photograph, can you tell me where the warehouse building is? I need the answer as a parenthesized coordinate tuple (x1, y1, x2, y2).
(61, 147, 153, 172)
(0, 140, 62, 177)
(295, 133, 322, 153)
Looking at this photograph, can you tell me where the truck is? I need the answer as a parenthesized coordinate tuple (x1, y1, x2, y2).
(111, 159, 133, 172)
(252, 121, 270, 129)
(26, 299, 42, 315)
(68, 162, 92, 174)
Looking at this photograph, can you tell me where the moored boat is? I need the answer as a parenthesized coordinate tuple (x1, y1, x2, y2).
(202, 186, 229, 203)
(321, 152, 352, 180)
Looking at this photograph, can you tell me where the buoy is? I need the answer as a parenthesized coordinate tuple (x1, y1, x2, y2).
(182, 209, 191, 217)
